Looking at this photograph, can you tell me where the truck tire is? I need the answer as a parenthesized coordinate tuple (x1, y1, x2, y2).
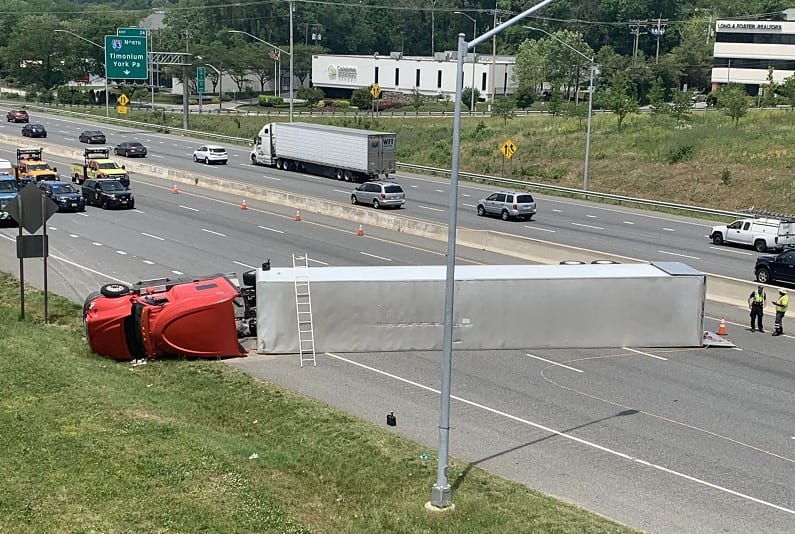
(343, 170, 353, 182)
(100, 283, 131, 298)
(711, 233, 724, 245)
(756, 268, 771, 284)
(250, 154, 257, 165)
(336, 168, 344, 180)
(754, 239, 767, 253)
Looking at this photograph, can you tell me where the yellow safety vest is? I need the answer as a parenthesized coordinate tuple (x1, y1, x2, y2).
(752, 290, 765, 304)
(775, 294, 789, 313)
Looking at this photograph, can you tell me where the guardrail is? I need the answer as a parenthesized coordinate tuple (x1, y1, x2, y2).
(15, 103, 744, 220)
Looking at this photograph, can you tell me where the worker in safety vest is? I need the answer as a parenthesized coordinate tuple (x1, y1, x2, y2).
(772, 289, 789, 336)
(748, 285, 766, 332)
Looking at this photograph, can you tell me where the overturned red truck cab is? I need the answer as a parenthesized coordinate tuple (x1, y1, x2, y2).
(83, 270, 258, 361)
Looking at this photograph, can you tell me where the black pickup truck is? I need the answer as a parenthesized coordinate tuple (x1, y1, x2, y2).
(755, 249, 795, 284)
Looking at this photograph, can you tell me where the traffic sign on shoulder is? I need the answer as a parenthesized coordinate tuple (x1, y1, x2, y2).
(197, 67, 206, 94)
(117, 94, 130, 106)
(500, 139, 517, 159)
(105, 35, 148, 80)
(117, 105, 128, 114)
(370, 83, 381, 99)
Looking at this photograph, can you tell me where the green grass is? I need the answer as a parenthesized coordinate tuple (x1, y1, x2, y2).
(0, 273, 636, 533)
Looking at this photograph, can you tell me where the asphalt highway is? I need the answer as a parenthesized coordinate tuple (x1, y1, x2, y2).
(1, 107, 792, 533)
(0, 107, 767, 283)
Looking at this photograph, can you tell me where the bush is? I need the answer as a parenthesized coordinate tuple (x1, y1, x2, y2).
(332, 99, 350, 109)
(296, 86, 324, 106)
(258, 94, 284, 107)
(666, 144, 695, 164)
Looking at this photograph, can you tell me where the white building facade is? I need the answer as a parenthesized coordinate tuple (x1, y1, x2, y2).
(311, 52, 517, 102)
(711, 19, 795, 92)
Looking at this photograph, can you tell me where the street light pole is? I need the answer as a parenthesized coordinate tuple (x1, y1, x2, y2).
(525, 26, 595, 194)
(54, 29, 109, 118)
(429, 0, 557, 511)
(228, 29, 293, 122)
(454, 11, 477, 115)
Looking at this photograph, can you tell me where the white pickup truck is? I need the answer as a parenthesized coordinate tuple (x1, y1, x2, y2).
(710, 217, 795, 252)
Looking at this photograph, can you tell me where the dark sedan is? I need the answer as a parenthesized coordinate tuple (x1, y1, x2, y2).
(82, 179, 134, 210)
(755, 249, 795, 285)
(36, 181, 86, 212)
(114, 141, 147, 157)
(79, 130, 106, 144)
(21, 123, 47, 138)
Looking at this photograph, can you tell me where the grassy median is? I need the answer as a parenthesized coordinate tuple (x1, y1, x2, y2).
(0, 273, 636, 533)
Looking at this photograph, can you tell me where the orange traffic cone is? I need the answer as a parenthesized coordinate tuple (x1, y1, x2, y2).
(172, 184, 179, 194)
(718, 318, 727, 336)
(295, 209, 301, 221)
(357, 224, 364, 236)
(240, 199, 248, 210)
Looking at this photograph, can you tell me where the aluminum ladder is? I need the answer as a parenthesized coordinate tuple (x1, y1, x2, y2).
(292, 253, 316, 367)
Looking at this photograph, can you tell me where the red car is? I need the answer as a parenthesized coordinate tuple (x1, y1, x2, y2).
(83, 271, 258, 361)
(6, 109, 29, 123)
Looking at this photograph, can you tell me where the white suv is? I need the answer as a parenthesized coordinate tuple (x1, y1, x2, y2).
(193, 145, 228, 165)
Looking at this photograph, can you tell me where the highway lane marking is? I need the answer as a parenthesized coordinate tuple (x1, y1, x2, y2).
(258, 225, 284, 234)
(115, 250, 127, 255)
(418, 205, 445, 212)
(149, 154, 164, 159)
(524, 225, 555, 233)
(663, 228, 675, 232)
(141, 232, 165, 241)
(309, 257, 329, 266)
(92, 242, 102, 246)
(657, 250, 700, 260)
(201, 228, 226, 237)
(586, 214, 597, 218)
(709, 246, 752, 256)
(623, 347, 668, 361)
(552, 209, 562, 213)
(326, 352, 795, 516)
(623, 221, 634, 224)
(360, 251, 392, 262)
(180, 205, 199, 211)
(234, 260, 257, 269)
(172, 270, 184, 275)
(333, 189, 349, 194)
(526, 353, 583, 372)
(572, 222, 604, 230)
(462, 203, 476, 208)
(545, 199, 713, 228)
(435, 189, 445, 193)
(462, 193, 471, 197)
(69, 234, 78, 238)
(142, 260, 154, 265)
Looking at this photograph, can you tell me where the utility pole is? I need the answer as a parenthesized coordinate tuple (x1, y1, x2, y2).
(628, 20, 648, 67)
(488, 2, 512, 110)
(649, 15, 668, 64)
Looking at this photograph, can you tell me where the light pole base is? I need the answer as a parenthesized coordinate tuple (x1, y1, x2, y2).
(428, 484, 453, 510)
(425, 500, 455, 513)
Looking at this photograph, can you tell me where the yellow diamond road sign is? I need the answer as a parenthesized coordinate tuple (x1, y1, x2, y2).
(117, 94, 130, 106)
(370, 84, 381, 99)
(500, 139, 517, 159)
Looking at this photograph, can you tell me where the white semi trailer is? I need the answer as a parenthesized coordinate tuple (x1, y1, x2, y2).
(249, 122, 397, 182)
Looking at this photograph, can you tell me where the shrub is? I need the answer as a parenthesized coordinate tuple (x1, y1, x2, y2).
(332, 99, 350, 109)
(258, 94, 284, 107)
(720, 168, 732, 185)
(666, 143, 695, 164)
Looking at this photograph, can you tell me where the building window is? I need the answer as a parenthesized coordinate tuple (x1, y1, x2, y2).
(437, 70, 442, 89)
(481, 72, 487, 91)
(716, 32, 795, 45)
(416, 69, 421, 86)
(713, 57, 795, 70)
(394, 68, 399, 86)
(374, 66, 379, 84)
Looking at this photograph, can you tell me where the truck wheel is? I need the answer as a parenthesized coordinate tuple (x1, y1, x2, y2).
(754, 240, 767, 253)
(756, 268, 771, 284)
(100, 283, 132, 298)
(250, 154, 257, 165)
(711, 233, 724, 245)
(344, 170, 353, 182)
(336, 168, 344, 180)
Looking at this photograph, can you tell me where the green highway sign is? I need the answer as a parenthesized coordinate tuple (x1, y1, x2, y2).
(105, 35, 148, 80)
(197, 67, 206, 93)
(117, 27, 147, 37)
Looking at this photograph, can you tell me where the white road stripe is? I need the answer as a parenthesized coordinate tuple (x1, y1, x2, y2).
(142, 260, 154, 265)
(201, 228, 226, 237)
(572, 222, 604, 230)
(141, 232, 165, 241)
(326, 352, 795, 517)
(418, 205, 445, 212)
(172, 270, 184, 275)
(623, 221, 635, 225)
(180, 205, 199, 211)
(258, 225, 285, 234)
(360, 251, 392, 261)
(524, 225, 556, 233)
(526, 353, 583, 372)
(115, 250, 127, 255)
(586, 214, 597, 218)
(663, 228, 675, 232)
(623, 347, 668, 361)
(657, 250, 700, 260)
(233, 260, 257, 269)
(709, 246, 752, 256)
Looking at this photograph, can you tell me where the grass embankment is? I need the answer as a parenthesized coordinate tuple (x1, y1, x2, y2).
(0, 273, 635, 533)
(105, 104, 795, 214)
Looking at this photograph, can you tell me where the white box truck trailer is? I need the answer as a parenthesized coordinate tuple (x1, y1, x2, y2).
(250, 122, 396, 182)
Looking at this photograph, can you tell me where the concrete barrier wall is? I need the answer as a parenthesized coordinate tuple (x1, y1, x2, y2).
(3, 134, 789, 331)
